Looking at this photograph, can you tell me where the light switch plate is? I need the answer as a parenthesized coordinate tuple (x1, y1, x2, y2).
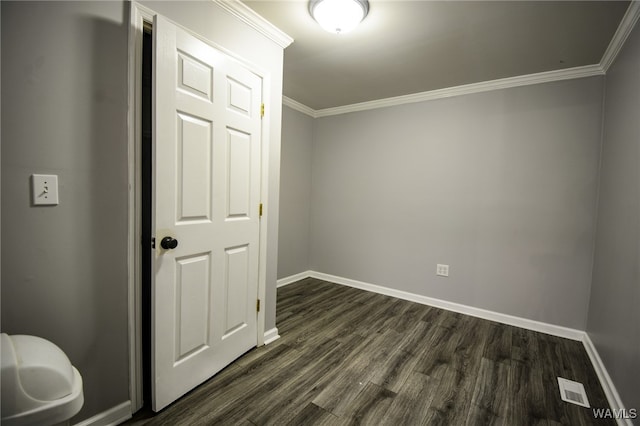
(32, 174, 59, 205)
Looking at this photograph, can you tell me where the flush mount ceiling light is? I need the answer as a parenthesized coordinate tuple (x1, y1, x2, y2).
(309, 0, 369, 34)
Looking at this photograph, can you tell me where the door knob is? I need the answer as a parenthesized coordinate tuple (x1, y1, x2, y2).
(160, 236, 178, 250)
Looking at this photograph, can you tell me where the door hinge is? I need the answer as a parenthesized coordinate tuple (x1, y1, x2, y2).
(260, 103, 265, 118)
(259, 203, 263, 217)
(256, 299, 261, 312)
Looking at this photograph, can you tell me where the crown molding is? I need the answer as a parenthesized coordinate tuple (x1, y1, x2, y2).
(600, 1, 640, 72)
(282, 1, 638, 117)
(213, 0, 293, 49)
(313, 64, 603, 117)
(283, 96, 318, 118)
(286, 64, 604, 118)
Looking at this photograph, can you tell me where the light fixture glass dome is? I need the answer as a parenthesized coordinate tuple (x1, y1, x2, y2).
(309, 0, 369, 34)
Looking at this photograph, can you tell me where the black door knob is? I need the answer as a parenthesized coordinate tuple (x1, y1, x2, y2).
(161, 236, 178, 250)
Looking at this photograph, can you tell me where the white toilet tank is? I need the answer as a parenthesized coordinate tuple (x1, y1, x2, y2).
(1, 333, 84, 426)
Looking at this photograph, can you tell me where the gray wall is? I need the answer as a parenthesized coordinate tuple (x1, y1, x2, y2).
(278, 106, 314, 278)
(309, 77, 604, 330)
(587, 24, 640, 411)
(2, 1, 286, 422)
(1, 1, 130, 422)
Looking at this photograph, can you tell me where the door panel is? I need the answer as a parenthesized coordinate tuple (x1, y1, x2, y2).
(227, 129, 252, 217)
(152, 15, 262, 412)
(175, 253, 211, 361)
(223, 244, 250, 337)
(227, 77, 252, 115)
(178, 53, 213, 100)
(176, 113, 212, 222)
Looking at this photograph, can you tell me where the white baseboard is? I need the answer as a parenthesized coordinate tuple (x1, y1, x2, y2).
(73, 401, 131, 426)
(582, 334, 634, 426)
(277, 270, 313, 288)
(307, 271, 585, 341)
(263, 327, 280, 345)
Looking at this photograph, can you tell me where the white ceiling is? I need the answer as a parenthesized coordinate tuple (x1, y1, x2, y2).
(243, 0, 630, 111)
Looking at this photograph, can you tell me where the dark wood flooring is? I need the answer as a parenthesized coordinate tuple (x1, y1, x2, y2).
(125, 278, 614, 425)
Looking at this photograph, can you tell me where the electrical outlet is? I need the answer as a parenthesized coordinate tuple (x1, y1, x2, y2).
(436, 264, 449, 277)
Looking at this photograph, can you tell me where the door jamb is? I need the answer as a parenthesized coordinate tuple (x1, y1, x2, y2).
(127, 1, 271, 413)
(127, 2, 154, 412)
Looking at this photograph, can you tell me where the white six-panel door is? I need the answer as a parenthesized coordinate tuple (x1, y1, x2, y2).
(152, 15, 262, 411)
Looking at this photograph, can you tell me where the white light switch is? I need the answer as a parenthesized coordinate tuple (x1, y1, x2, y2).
(32, 174, 59, 205)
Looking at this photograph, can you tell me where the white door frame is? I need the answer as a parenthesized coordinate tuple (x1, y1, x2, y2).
(126, 2, 271, 412)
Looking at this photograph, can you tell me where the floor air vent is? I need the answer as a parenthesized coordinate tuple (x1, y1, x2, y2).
(557, 377, 590, 408)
